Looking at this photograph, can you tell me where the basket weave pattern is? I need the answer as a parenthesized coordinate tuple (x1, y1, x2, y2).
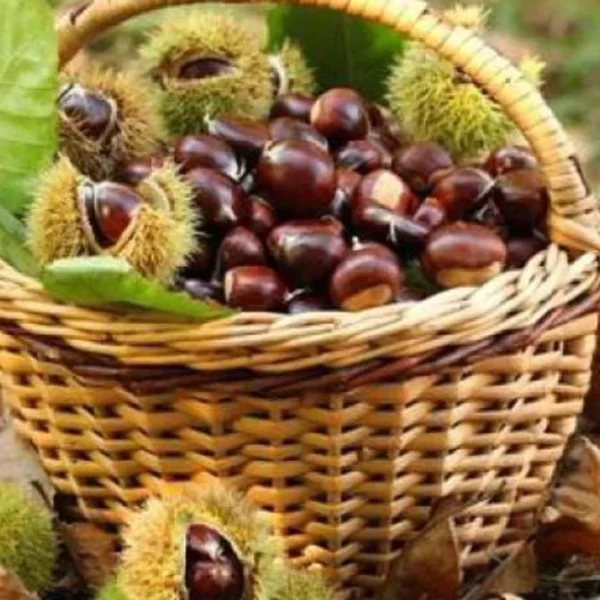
(1, 0, 600, 597)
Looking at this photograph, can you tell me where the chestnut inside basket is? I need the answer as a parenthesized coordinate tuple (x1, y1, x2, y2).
(2, 0, 600, 597)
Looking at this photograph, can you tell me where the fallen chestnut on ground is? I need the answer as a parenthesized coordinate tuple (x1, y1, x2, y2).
(224, 265, 287, 311)
(267, 219, 348, 287)
(392, 142, 454, 195)
(174, 134, 241, 179)
(257, 139, 336, 218)
(186, 167, 251, 231)
(310, 88, 370, 145)
(485, 145, 538, 177)
(330, 244, 405, 311)
(185, 524, 245, 600)
(421, 221, 508, 288)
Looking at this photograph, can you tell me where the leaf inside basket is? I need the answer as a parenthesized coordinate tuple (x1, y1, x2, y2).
(0, 0, 58, 216)
(41, 256, 234, 320)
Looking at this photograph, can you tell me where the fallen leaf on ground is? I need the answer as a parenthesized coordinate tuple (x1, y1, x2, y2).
(380, 516, 461, 600)
(486, 543, 538, 596)
(535, 516, 600, 566)
(59, 523, 118, 591)
(552, 436, 600, 531)
(0, 568, 37, 600)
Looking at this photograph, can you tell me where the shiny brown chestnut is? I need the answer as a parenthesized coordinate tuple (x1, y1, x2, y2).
(506, 236, 548, 269)
(178, 57, 235, 80)
(114, 155, 166, 186)
(331, 169, 362, 225)
(432, 167, 495, 220)
(354, 169, 418, 216)
(249, 196, 277, 238)
(421, 222, 508, 288)
(335, 139, 392, 174)
(78, 181, 143, 249)
(173, 134, 241, 179)
(267, 219, 348, 288)
(494, 169, 549, 234)
(310, 88, 370, 145)
(392, 142, 454, 195)
(330, 245, 405, 311)
(218, 226, 267, 272)
(207, 116, 270, 163)
(224, 265, 287, 311)
(413, 197, 447, 232)
(270, 93, 315, 122)
(59, 82, 116, 140)
(485, 145, 538, 177)
(186, 167, 251, 232)
(257, 139, 336, 218)
(185, 524, 245, 600)
(269, 117, 328, 151)
(286, 290, 329, 314)
(183, 279, 224, 303)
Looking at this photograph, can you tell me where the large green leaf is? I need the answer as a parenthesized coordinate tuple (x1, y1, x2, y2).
(0, 204, 38, 277)
(268, 5, 405, 102)
(42, 257, 234, 321)
(0, 0, 58, 216)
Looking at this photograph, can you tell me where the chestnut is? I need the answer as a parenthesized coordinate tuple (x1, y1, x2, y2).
(268, 117, 328, 151)
(114, 155, 165, 186)
(332, 169, 362, 225)
(413, 197, 447, 232)
(330, 245, 405, 311)
(218, 226, 267, 272)
(78, 181, 143, 249)
(286, 290, 329, 314)
(224, 265, 287, 311)
(354, 169, 417, 215)
(494, 169, 549, 234)
(173, 134, 241, 179)
(469, 199, 505, 232)
(59, 82, 116, 140)
(506, 236, 548, 269)
(432, 167, 495, 220)
(421, 222, 508, 288)
(185, 167, 251, 232)
(185, 523, 244, 600)
(184, 232, 216, 277)
(257, 139, 336, 218)
(485, 145, 538, 177)
(267, 219, 348, 288)
(207, 116, 270, 163)
(183, 279, 223, 303)
(270, 93, 315, 122)
(335, 139, 392, 174)
(249, 196, 277, 238)
(310, 88, 370, 145)
(392, 142, 454, 195)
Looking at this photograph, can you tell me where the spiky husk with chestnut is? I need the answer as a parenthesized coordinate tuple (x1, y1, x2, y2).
(28, 158, 195, 283)
(270, 40, 316, 97)
(0, 484, 57, 593)
(117, 484, 282, 600)
(59, 68, 162, 180)
(385, 5, 545, 160)
(140, 13, 273, 136)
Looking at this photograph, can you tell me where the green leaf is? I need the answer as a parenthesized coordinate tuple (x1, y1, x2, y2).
(0, 204, 38, 277)
(0, 0, 58, 216)
(42, 257, 234, 321)
(267, 5, 405, 102)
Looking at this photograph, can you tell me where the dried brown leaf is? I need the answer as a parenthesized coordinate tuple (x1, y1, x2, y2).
(381, 517, 461, 600)
(59, 523, 118, 590)
(0, 568, 37, 600)
(535, 516, 600, 566)
(486, 543, 538, 596)
(552, 436, 600, 531)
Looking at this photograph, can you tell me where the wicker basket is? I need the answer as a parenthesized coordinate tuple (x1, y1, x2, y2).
(2, 0, 600, 596)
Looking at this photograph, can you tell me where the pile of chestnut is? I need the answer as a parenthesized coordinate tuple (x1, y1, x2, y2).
(118, 87, 549, 313)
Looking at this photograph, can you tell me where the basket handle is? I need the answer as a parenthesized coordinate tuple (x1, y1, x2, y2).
(57, 0, 600, 254)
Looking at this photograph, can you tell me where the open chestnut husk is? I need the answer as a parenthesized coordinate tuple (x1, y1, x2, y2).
(330, 243, 405, 311)
(185, 523, 245, 600)
(494, 169, 549, 234)
(421, 221, 507, 288)
(267, 219, 348, 288)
